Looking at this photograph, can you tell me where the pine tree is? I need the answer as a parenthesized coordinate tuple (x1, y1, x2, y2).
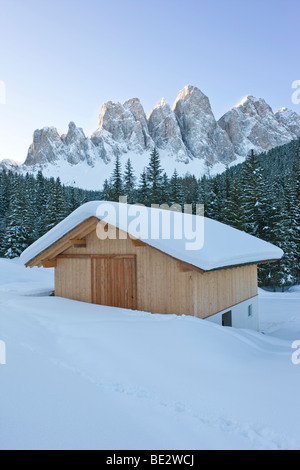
(102, 179, 112, 201)
(23, 172, 39, 245)
(2, 175, 29, 258)
(67, 187, 81, 213)
(137, 169, 150, 206)
(224, 178, 247, 231)
(169, 169, 184, 207)
(0, 170, 10, 218)
(182, 174, 200, 213)
(110, 155, 123, 201)
(160, 172, 170, 205)
(292, 168, 300, 283)
(123, 158, 136, 203)
(198, 176, 217, 218)
(258, 185, 286, 288)
(44, 177, 67, 231)
(241, 150, 270, 239)
(0, 170, 10, 254)
(34, 170, 48, 236)
(278, 173, 300, 286)
(146, 148, 163, 205)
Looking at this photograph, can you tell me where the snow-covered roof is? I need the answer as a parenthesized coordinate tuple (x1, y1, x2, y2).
(20, 201, 283, 271)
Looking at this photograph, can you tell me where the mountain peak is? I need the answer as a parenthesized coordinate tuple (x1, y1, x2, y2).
(219, 95, 299, 156)
(96, 97, 153, 155)
(153, 97, 168, 109)
(179, 84, 204, 96)
(235, 95, 273, 116)
(275, 107, 300, 138)
(277, 107, 288, 113)
(17, 86, 300, 189)
(0, 159, 21, 172)
(175, 85, 208, 103)
(236, 95, 260, 106)
(148, 97, 189, 163)
(173, 85, 234, 164)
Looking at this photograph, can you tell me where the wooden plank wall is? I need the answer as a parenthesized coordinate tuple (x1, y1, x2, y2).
(92, 255, 137, 310)
(55, 226, 258, 318)
(55, 257, 92, 303)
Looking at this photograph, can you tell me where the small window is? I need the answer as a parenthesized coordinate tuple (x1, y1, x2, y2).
(248, 304, 253, 317)
(222, 311, 232, 327)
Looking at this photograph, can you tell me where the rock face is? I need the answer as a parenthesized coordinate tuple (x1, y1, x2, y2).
(218, 96, 298, 157)
(275, 108, 300, 139)
(92, 98, 154, 158)
(62, 121, 107, 166)
(26, 127, 64, 165)
(21, 86, 300, 177)
(0, 159, 21, 172)
(172, 85, 236, 165)
(148, 98, 190, 163)
(124, 98, 153, 150)
(25, 123, 107, 167)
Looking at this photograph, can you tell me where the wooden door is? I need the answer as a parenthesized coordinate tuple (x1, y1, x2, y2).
(92, 255, 137, 310)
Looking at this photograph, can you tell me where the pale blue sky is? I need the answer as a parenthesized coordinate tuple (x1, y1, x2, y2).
(0, 0, 299, 162)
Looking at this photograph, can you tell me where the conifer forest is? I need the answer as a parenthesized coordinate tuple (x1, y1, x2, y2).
(0, 139, 299, 290)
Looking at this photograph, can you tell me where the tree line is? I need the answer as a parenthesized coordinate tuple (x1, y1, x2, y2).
(0, 139, 299, 289)
(0, 171, 101, 259)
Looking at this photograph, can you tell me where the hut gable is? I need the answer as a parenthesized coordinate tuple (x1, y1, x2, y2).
(21, 201, 283, 271)
(20, 201, 283, 325)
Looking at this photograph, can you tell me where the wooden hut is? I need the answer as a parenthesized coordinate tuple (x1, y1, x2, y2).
(21, 201, 283, 330)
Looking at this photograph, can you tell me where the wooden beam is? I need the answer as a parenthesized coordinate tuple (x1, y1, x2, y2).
(177, 260, 204, 274)
(131, 238, 147, 247)
(57, 254, 91, 259)
(70, 239, 86, 248)
(57, 254, 137, 260)
(42, 260, 57, 268)
(256, 259, 280, 266)
(26, 217, 99, 267)
(205, 259, 280, 273)
(202, 294, 259, 320)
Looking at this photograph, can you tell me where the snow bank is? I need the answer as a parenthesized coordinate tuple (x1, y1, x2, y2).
(20, 201, 283, 271)
(258, 287, 300, 340)
(0, 267, 299, 449)
(0, 258, 54, 296)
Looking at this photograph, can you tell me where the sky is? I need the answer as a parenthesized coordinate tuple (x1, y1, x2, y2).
(0, 0, 299, 163)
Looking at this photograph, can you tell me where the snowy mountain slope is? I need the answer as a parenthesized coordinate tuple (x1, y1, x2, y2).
(24, 86, 236, 171)
(275, 107, 300, 139)
(17, 147, 231, 191)
(25, 123, 108, 167)
(0, 258, 300, 450)
(91, 98, 154, 161)
(1, 86, 299, 190)
(148, 98, 190, 163)
(0, 159, 21, 172)
(173, 85, 235, 165)
(218, 96, 300, 157)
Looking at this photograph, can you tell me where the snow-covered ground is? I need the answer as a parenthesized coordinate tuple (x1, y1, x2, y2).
(18, 150, 246, 191)
(0, 258, 300, 450)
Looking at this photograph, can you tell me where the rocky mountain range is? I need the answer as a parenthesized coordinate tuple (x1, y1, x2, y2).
(1, 85, 300, 188)
(218, 95, 300, 157)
